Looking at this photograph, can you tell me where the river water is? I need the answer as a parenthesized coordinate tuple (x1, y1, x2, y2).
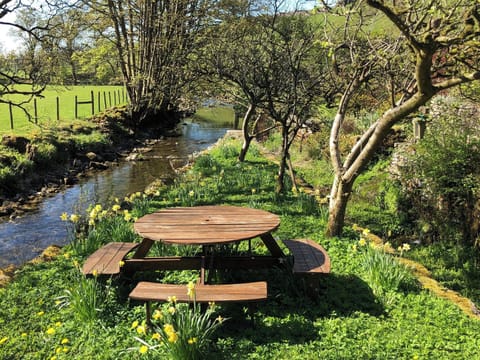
(0, 119, 231, 268)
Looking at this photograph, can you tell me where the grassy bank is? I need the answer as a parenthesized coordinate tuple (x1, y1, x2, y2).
(1, 137, 479, 359)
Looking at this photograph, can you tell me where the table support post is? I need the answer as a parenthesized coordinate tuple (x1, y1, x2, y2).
(260, 233, 285, 258)
(132, 239, 155, 259)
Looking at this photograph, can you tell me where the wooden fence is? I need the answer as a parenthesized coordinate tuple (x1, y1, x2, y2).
(5, 88, 127, 130)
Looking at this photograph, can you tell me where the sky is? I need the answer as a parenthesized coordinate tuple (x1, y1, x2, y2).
(0, 11, 18, 53)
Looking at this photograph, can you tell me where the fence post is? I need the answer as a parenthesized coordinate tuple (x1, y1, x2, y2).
(9, 103, 14, 129)
(113, 90, 117, 105)
(34, 98, 38, 124)
(98, 92, 101, 112)
(56, 97, 60, 121)
(91, 90, 94, 115)
(75, 95, 78, 119)
(117, 89, 121, 104)
(108, 92, 112, 107)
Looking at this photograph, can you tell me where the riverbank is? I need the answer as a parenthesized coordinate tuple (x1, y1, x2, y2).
(0, 107, 181, 221)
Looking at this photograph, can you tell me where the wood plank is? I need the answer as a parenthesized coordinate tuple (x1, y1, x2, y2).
(129, 281, 267, 303)
(82, 242, 138, 275)
(282, 239, 331, 274)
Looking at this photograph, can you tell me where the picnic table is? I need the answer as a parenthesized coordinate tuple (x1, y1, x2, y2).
(128, 205, 285, 280)
(82, 205, 330, 322)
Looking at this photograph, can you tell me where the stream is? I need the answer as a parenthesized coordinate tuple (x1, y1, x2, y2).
(0, 119, 232, 268)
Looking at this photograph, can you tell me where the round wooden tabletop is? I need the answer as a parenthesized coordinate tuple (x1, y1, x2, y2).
(134, 205, 280, 245)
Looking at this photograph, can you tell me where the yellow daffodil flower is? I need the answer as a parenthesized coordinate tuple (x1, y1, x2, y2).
(187, 281, 195, 299)
(152, 310, 163, 320)
(139, 345, 148, 354)
(168, 332, 178, 343)
(136, 325, 146, 335)
(60, 212, 68, 221)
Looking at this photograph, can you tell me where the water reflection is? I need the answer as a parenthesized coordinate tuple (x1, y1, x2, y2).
(0, 120, 229, 268)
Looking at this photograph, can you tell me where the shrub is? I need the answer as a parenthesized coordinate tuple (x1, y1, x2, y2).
(397, 96, 480, 245)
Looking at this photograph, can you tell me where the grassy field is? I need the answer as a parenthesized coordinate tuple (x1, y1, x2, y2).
(0, 85, 127, 136)
(1, 137, 480, 359)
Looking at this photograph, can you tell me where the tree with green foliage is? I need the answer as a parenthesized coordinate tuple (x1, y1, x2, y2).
(324, 0, 480, 236)
(202, 1, 327, 192)
(82, 0, 215, 126)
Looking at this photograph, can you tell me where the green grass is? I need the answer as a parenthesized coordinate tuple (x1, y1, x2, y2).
(0, 85, 127, 136)
(1, 138, 480, 359)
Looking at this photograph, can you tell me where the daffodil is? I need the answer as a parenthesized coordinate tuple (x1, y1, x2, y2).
(188, 337, 198, 344)
(61, 338, 69, 345)
(358, 238, 367, 247)
(131, 320, 139, 329)
(70, 214, 80, 223)
(188, 190, 195, 197)
(402, 243, 411, 251)
(46, 327, 56, 335)
(55, 321, 62, 327)
(0, 337, 8, 345)
(216, 316, 224, 323)
(139, 345, 149, 354)
(168, 306, 176, 315)
(168, 332, 178, 343)
(136, 325, 146, 335)
(151, 332, 161, 341)
(163, 324, 175, 335)
(112, 204, 121, 212)
(167, 296, 177, 304)
(60, 212, 68, 221)
(152, 310, 163, 320)
(118, 260, 125, 268)
(92, 269, 99, 277)
(37, 311, 45, 316)
(187, 281, 195, 299)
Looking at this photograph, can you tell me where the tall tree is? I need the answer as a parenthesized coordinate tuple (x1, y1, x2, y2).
(202, 1, 327, 191)
(83, 0, 214, 126)
(325, 0, 480, 236)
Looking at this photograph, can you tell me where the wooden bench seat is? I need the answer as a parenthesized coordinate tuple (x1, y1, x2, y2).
(282, 239, 330, 296)
(129, 281, 268, 324)
(282, 239, 331, 274)
(82, 242, 139, 276)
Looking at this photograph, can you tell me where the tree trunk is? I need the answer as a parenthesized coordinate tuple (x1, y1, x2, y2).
(276, 150, 288, 193)
(238, 104, 256, 162)
(326, 176, 353, 236)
